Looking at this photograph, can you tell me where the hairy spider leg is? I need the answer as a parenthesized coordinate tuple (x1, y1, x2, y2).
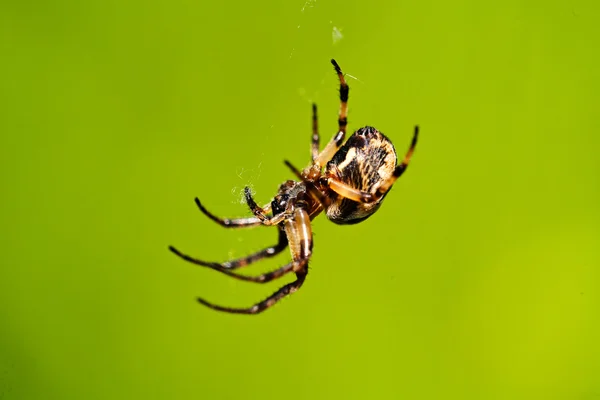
(311, 103, 320, 162)
(197, 207, 312, 314)
(314, 59, 350, 168)
(326, 125, 419, 203)
(194, 197, 268, 228)
(197, 273, 307, 314)
(168, 229, 288, 271)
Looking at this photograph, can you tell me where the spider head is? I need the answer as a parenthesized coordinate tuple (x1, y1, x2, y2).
(272, 180, 307, 216)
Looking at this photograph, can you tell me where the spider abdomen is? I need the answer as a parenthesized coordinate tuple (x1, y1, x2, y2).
(324, 126, 397, 224)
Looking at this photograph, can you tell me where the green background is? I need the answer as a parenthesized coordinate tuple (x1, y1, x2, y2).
(1, 0, 599, 399)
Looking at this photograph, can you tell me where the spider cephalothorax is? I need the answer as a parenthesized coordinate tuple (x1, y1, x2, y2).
(170, 59, 419, 314)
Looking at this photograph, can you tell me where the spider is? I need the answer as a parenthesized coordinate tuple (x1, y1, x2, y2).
(169, 59, 419, 314)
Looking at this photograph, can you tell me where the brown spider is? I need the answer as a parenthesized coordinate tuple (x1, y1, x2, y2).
(169, 59, 419, 314)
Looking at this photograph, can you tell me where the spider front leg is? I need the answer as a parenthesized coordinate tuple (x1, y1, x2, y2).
(197, 207, 313, 314)
(194, 197, 270, 228)
(326, 125, 419, 203)
(313, 59, 349, 168)
(244, 187, 290, 226)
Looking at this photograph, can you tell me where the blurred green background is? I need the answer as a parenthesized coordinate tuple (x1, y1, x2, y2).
(1, 0, 599, 399)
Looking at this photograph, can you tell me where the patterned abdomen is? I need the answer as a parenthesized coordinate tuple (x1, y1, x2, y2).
(324, 126, 397, 224)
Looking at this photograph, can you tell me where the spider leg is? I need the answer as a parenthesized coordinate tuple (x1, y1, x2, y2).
(331, 59, 349, 138)
(168, 229, 287, 271)
(197, 272, 307, 314)
(196, 207, 312, 314)
(314, 59, 350, 167)
(375, 125, 419, 194)
(311, 103, 320, 162)
(326, 125, 419, 203)
(244, 186, 270, 222)
(244, 187, 289, 226)
(284, 160, 303, 180)
(193, 256, 305, 283)
(194, 197, 268, 228)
